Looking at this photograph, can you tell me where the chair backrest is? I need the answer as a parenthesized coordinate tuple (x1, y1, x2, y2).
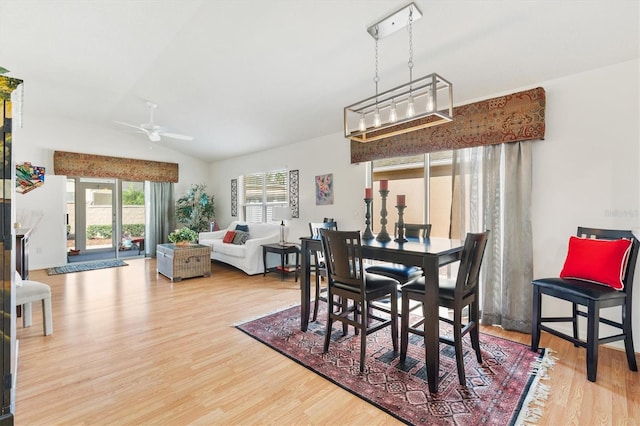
(396, 223, 432, 239)
(320, 229, 365, 292)
(577, 227, 639, 295)
(454, 231, 490, 299)
(309, 221, 338, 238)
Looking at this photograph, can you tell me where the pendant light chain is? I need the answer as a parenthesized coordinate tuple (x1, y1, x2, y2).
(408, 9, 414, 83)
(374, 26, 380, 101)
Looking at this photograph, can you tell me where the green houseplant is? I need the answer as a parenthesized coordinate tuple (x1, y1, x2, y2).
(168, 227, 198, 245)
(175, 183, 215, 233)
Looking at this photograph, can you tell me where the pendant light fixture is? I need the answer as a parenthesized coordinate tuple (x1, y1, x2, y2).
(344, 2, 453, 143)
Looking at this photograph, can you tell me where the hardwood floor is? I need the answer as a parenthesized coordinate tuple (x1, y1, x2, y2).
(15, 258, 640, 425)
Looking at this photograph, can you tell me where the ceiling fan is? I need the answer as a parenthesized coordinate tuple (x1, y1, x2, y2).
(115, 101, 193, 142)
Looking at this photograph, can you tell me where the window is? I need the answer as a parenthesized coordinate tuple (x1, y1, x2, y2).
(242, 169, 288, 223)
(372, 151, 453, 237)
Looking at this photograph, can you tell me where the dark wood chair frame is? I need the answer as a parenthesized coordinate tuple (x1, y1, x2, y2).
(400, 231, 490, 385)
(365, 223, 432, 284)
(308, 221, 338, 321)
(320, 229, 399, 373)
(531, 227, 639, 382)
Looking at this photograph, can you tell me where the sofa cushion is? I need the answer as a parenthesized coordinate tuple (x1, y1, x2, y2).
(215, 241, 247, 258)
(233, 231, 250, 245)
(223, 231, 236, 243)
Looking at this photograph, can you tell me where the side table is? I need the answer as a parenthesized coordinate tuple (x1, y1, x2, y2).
(262, 243, 300, 281)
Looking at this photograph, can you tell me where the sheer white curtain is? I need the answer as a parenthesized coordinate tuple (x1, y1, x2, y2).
(450, 142, 533, 333)
(147, 182, 175, 257)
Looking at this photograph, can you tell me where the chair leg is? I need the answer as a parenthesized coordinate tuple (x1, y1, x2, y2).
(22, 302, 32, 328)
(469, 301, 482, 363)
(586, 301, 600, 382)
(622, 301, 638, 371)
(572, 302, 580, 348)
(42, 297, 53, 336)
(360, 301, 368, 373)
(323, 293, 335, 353)
(312, 273, 321, 322)
(390, 287, 398, 353)
(453, 308, 466, 385)
(400, 290, 410, 362)
(531, 285, 541, 351)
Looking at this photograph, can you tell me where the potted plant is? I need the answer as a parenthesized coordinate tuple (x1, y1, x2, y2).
(175, 183, 215, 233)
(168, 227, 198, 246)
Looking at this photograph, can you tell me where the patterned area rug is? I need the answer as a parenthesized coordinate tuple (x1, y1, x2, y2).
(237, 305, 554, 426)
(47, 259, 128, 275)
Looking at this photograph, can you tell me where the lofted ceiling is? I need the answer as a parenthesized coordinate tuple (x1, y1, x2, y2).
(0, 0, 638, 162)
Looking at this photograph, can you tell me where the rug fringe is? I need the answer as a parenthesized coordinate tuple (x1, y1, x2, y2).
(231, 303, 299, 326)
(514, 348, 557, 426)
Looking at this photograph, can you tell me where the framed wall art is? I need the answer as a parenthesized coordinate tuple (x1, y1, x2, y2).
(231, 178, 238, 217)
(289, 169, 299, 218)
(315, 173, 333, 205)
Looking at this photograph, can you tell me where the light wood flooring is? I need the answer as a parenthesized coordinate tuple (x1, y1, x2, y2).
(15, 258, 640, 425)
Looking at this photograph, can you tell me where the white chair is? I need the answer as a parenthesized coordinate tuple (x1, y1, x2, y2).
(16, 274, 53, 336)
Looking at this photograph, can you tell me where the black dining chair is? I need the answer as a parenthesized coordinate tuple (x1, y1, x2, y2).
(320, 229, 399, 372)
(366, 223, 432, 284)
(531, 227, 639, 382)
(400, 230, 490, 385)
(308, 221, 338, 321)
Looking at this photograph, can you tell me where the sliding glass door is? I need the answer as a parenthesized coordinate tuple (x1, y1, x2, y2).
(66, 178, 146, 261)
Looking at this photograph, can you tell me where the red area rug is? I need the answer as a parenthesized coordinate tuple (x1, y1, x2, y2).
(237, 305, 554, 425)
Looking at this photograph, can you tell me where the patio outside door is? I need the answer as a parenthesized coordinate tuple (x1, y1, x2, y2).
(76, 179, 116, 256)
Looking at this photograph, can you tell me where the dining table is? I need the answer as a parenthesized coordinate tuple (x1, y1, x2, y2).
(298, 235, 465, 393)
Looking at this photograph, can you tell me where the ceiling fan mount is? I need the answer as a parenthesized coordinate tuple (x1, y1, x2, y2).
(115, 101, 193, 142)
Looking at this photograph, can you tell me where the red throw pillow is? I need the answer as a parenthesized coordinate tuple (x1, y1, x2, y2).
(222, 230, 236, 244)
(559, 236, 632, 290)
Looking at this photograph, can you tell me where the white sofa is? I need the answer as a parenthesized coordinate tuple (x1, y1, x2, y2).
(198, 221, 287, 275)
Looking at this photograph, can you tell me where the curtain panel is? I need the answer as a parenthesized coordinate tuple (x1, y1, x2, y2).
(53, 151, 179, 183)
(350, 87, 545, 164)
(450, 142, 533, 333)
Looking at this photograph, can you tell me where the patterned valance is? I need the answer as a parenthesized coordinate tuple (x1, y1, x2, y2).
(351, 87, 545, 163)
(53, 151, 179, 183)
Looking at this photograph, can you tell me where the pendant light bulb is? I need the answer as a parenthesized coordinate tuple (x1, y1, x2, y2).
(406, 95, 415, 118)
(358, 113, 366, 131)
(389, 100, 397, 123)
(426, 87, 434, 112)
(373, 108, 381, 127)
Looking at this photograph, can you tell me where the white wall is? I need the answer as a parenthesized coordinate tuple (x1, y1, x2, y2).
(209, 59, 640, 351)
(208, 132, 367, 240)
(531, 59, 639, 351)
(12, 115, 209, 269)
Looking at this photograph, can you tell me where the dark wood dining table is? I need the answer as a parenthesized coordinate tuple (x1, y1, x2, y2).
(298, 235, 464, 393)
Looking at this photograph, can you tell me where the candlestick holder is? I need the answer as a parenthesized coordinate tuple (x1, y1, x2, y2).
(376, 189, 391, 242)
(362, 198, 374, 240)
(394, 205, 407, 243)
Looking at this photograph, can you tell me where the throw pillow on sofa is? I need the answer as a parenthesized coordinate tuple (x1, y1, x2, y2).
(235, 224, 249, 232)
(223, 231, 236, 243)
(232, 231, 250, 245)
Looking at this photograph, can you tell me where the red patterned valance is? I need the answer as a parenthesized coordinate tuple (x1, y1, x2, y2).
(351, 87, 545, 163)
(53, 151, 179, 183)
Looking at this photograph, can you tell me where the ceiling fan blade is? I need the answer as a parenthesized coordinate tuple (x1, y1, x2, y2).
(159, 132, 194, 141)
(114, 120, 144, 131)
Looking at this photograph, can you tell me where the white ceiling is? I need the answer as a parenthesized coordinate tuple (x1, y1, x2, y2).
(1, 0, 638, 162)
